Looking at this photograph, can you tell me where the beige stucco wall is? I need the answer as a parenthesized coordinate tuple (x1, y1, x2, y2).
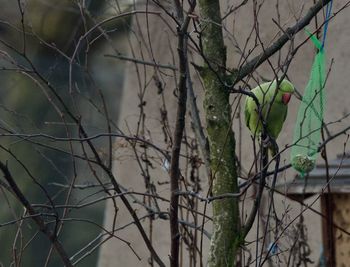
(98, 1, 350, 266)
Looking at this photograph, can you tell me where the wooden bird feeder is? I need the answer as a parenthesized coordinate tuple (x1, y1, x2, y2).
(278, 153, 350, 267)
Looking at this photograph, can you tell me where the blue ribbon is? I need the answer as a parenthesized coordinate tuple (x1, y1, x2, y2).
(321, 0, 333, 49)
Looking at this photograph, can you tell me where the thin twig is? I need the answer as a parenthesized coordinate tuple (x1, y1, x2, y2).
(234, 0, 333, 83)
(0, 161, 74, 267)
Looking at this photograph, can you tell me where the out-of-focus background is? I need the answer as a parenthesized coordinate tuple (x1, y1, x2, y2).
(1, 0, 350, 267)
(0, 1, 129, 266)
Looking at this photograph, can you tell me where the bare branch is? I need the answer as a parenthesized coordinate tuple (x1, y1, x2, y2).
(234, 0, 332, 83)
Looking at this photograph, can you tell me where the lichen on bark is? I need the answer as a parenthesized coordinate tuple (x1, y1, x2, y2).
(198, 0, 241, 266)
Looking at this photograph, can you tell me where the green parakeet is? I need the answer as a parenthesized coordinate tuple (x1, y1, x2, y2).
(244, 79, 295, 154)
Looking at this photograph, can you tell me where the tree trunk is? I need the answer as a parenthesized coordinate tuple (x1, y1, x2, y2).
(198, 0, 240, 266)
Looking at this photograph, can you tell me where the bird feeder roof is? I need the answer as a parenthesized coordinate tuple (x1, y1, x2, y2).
(277, 153, 350, 201)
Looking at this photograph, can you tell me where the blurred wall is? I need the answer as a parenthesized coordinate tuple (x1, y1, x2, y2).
(98, 0, 350, 266)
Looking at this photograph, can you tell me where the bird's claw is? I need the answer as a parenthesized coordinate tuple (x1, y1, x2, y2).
(262, 135, 271, 148)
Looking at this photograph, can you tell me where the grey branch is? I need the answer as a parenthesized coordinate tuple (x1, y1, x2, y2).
(234, 0, 332, 83)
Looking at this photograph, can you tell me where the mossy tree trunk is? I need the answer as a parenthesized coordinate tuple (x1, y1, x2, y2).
(198, 0, 241, 266)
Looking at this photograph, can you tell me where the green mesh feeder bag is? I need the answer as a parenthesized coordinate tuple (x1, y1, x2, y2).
(291, 32, 326, 176)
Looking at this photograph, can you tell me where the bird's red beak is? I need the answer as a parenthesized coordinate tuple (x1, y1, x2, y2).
(282, 93, 291, 105)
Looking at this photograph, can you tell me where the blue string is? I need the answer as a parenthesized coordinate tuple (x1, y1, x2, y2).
(321, 0, 333, 49)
